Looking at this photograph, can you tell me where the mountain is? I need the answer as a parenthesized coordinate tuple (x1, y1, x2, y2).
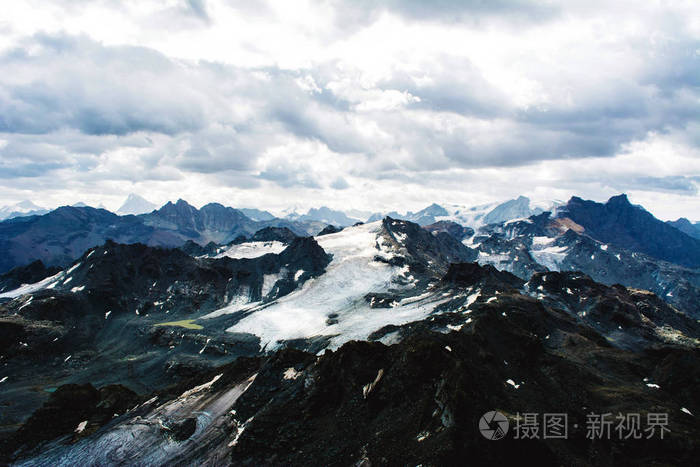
(249, 226, 298, 243)
(0, 202, 323, 274)
(471, 210, 700, 318)
(116, 193, 157, 215)
(423, 220, 474, 241)
(238, 208, 276, 222)
(139, 200, 254, 244)
(482, 195, 543, 225)
(367, 203, 448, 226)
(1, 219, 698, 464)
(286, 206, 360, 227)
(560, 194, 700, 269)
(2, 197, 700, 464)
(668, 217, 700, 240)
(0, 260, 62, 294)
(0, 206, 177, 274)
(0, 200, 48, 220)
(368, 197, 559, 228)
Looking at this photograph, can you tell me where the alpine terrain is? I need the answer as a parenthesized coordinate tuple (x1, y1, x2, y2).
(0, 194, 698, 465)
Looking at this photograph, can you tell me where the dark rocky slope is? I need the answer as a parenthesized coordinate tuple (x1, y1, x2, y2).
(0, 261, 61, 294)
(561, 194, 700, 269)
(0, 237, 331, 443)
(3, 260, 698, 466)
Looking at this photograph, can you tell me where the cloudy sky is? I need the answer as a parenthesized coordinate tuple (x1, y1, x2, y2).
(1, 0, 699, 220)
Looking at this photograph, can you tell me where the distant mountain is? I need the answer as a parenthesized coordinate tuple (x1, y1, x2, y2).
(249, 226, 298, 243)
(116, 194, 157, 215)
(482, 195, 543, 225)
(238, 208, 276, 222)
(0, 206, 180, 274)
(472, 211, 700, 318)
(286, 206, 360, 227)
(406, 203, 449, 225)
(367, 203, 448, 226)
(368, 198, 558, 228)
(0, 201, 49, 220)
(423, 220, 474, 241)
(668, 217, 700, 240)
(560, 194, 700, 269)
(0, 201, 324, 273)
(345, 209, 372, 221)
(139, 200, 252, 244)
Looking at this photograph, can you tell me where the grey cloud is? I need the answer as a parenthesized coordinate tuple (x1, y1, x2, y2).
(328, 0, 559, 32)
(2, 12, 700, 201)
(258, 163, 322, 189)
(0, 34, 207, 136)
(379, 57, 510, 118)
(380, 0, 559, 23)
(330, 177, 350, 189)
(185, 0, 209, 21)
(614, 176, 699, 196)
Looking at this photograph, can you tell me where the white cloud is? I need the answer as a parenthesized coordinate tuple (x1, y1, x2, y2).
(0, 0, 698, 221)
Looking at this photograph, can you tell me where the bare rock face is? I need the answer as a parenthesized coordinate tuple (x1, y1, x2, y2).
(561, 194, 700, 269)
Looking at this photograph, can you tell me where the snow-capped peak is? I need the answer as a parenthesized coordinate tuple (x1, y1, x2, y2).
(117, 193, 158, 215)
(0, 200, 48, 220)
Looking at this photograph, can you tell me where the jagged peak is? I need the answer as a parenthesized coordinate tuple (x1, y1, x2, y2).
(606, 193, 630, 206)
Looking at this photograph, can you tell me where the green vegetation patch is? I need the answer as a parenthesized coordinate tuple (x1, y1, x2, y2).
(154, 319, 203, 330)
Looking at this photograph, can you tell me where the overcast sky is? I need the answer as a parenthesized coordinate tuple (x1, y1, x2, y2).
(1, 0, 699, 220)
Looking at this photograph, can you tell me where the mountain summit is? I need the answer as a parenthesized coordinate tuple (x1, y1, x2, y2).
(116, 193, 158, 215)
(560, 194, 700, 269)
(0, 200, 48, 220)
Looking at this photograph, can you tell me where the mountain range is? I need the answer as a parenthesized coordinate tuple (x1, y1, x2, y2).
(668, 217, 700, 240)
(0, 201, 49, 221)
(0, 193, 699, 464)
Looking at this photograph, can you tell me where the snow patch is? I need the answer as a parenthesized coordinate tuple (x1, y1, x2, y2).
(75, 421, 88, 433)
(228, 222, 448, 350)
(66, 262, 81, 275)
(18, 296, 33, 311)
(0, 272, 63, 299)
(199, 338, 211, 354)
(180, 373, 223, 399)
(261, 272, 281, 297)
(530, 245, 568, 271)
(216, 241, 286, 259)
(201, 290, 257, 320)
(362, 369, 384, 399)
(283, 367, 301, 380)
(506, 379, 521, 389)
